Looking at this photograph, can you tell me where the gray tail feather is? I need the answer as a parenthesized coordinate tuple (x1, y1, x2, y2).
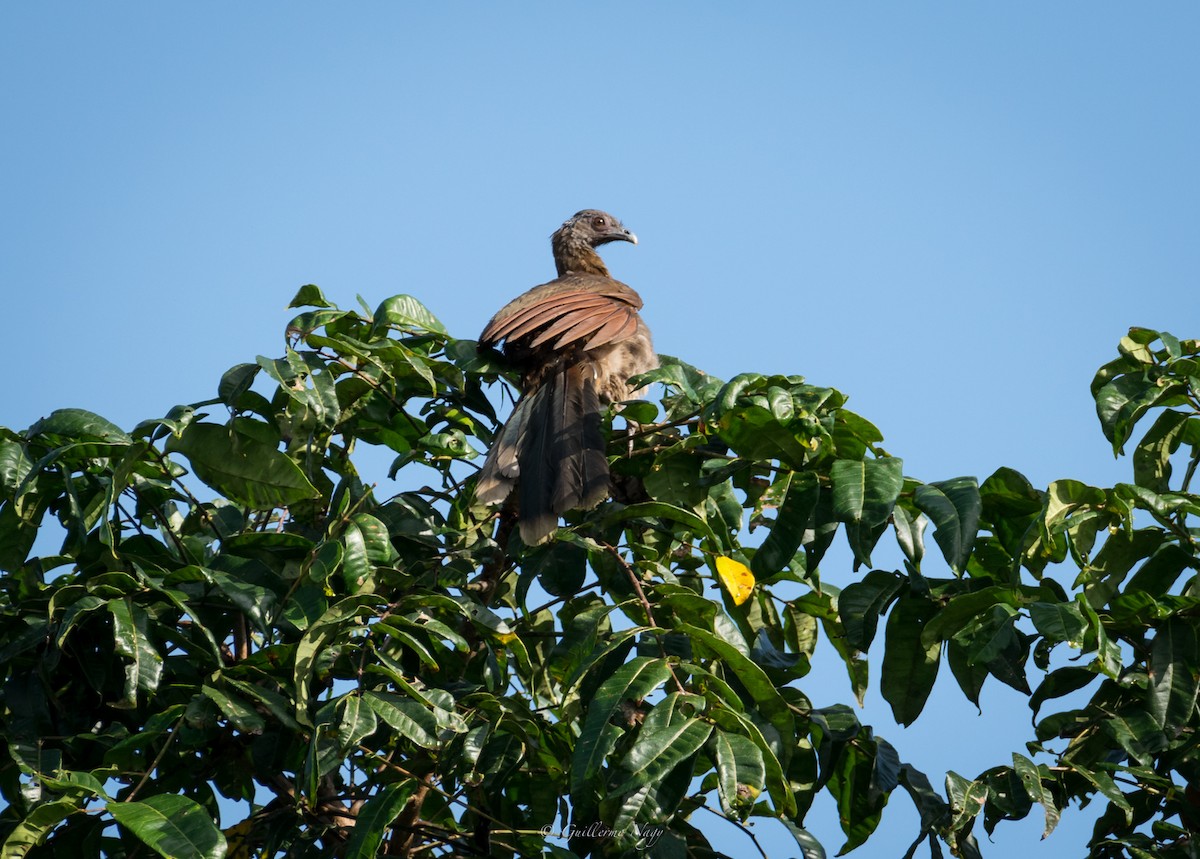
(476, 386, 538, 506)
(477, 363, 609, 544)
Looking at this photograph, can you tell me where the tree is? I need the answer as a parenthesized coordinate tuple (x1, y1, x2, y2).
(0, 286, 1197, 858)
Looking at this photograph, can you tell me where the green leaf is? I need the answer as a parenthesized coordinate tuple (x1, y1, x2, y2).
(676, 623, 794, 741)
(921, 586, 1032, 646)
(644, 448, 707, 509)
(611, 709, 712, 796)
(2, 799, 82, 856)
(913, 476, 981, 573)
(216, 363, 261, 407)
(602, 500, 720, 547)
(890, 503, 926, 569)
(1068, 762, 1133, 823)
(202, 684, 266, 734)
(781, 821, 828, 859)
(109, 598, 164, 707)
(831, 458, 904, 527)
(1028, 600, 1088, 647)
(343, 781, 419, 859)
(1132, 409, 1190, 492)
(29, 408, 132, 445)
(0, 439, 34, 494)
(288, 283, 335, 308)
(752, 471, 820, 578)
(881, 594, 941, 726)
(947, 639, 989, 708)
(712, 729, 766, 819)
(1148, 616, 1200, 730)
(706, 705, 797, 818)
(108, 794, 226, 859)
(898, 763, 949, 833)
(373, 294, 448, 334)
(827, 734, 885, 852)
(364, 691, 439, 749)
(1029, 667, 1096, 721)
(571, 658, 672, 796)
(838, 570, 904, 652)
(166, 422, 320, 509)
(945, 771, 988, 832)
(1044, 479, 1107, 533)
(294, 595, 380, 724)
(1094, 371, 1185, 455)
(1127, 543, 1193, 595)
(1012, 753, 1060, 838)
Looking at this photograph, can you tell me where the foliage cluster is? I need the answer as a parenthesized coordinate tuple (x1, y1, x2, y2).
(0, 287, 1197, 859)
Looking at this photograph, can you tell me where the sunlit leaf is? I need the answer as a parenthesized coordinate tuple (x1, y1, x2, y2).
(108, 794, 226, 859)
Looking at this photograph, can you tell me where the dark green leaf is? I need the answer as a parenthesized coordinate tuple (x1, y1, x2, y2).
(712, 729, 766, 819)
(343, 780, 419, 859)
(572, 658, 672, 795)
(1028, 667, 1096, 721)
(913, 477, 981, 573)
(831, 458, 904, 527)
(166, 422, 320, 509)
(882, 594, 941, 726)
(838, 570, 904, 653)
(29, 409, 131, 444)
(752, 472, 820, 578)
(1148, 616, 1200, 730)
(1133, 409, 1190, 492)
(2, 800, 83, 857)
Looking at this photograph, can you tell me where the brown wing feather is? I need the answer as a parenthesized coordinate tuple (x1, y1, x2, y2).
(480, 276, 644, 346)
(547, 307, 631, 352)
(498, 296, 616, 344)
(582, 309, 639, 351)
(482, 292, 614, 345)
(528, 304, 625, 349)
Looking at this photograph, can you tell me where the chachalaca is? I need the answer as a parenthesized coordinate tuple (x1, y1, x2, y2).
(476, 210, 657, 544)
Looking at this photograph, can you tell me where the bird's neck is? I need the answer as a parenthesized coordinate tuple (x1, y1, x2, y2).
(552, 232, 610, 277)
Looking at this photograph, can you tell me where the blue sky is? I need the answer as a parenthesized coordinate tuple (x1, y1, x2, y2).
(3, 4, 1198, 857)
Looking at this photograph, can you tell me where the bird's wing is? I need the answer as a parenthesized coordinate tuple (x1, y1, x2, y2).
(480, 275, 643, 351)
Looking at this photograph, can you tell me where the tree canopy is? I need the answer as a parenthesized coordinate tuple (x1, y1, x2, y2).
(1, 288, 1198, 858)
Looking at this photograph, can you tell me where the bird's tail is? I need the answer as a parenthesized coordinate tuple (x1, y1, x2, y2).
(476, 362, 609, 544)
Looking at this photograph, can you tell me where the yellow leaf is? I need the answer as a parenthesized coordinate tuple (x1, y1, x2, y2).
(714, 556, 755, 606)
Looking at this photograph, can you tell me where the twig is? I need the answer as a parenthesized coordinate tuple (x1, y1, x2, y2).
(699, 803, 769, 859)
(126, 713, 186, 801)
(599, 541, 686, 694)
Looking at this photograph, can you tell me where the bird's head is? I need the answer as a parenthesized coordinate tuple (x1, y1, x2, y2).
(557, 210, 637, 247)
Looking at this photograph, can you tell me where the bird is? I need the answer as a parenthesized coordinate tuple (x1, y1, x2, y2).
(476, 210, 657, 545)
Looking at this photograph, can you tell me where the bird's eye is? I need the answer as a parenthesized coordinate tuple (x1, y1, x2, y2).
(593, 216, 606, 227)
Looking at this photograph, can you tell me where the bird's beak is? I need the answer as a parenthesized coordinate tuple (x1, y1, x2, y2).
(620, 229, 638, 245)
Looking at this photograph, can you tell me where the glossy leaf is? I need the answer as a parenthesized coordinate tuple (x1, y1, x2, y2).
(838, 570, 904, 653)
(752, 471, 820, 577)
(1148, 616, 1200, 730)
(166, 422, 320, 509)
(343, 781, 418, 859)
(831, 457, 904, 527)
(2, 800, 82, 857)
(108, 794, 226, 859)
(372, 294, 448, 334)
(913, 477, 981, 573)
(712, 729, 765, 819)
(572, 658, 672, 795)
(882, 594, 941, 726)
